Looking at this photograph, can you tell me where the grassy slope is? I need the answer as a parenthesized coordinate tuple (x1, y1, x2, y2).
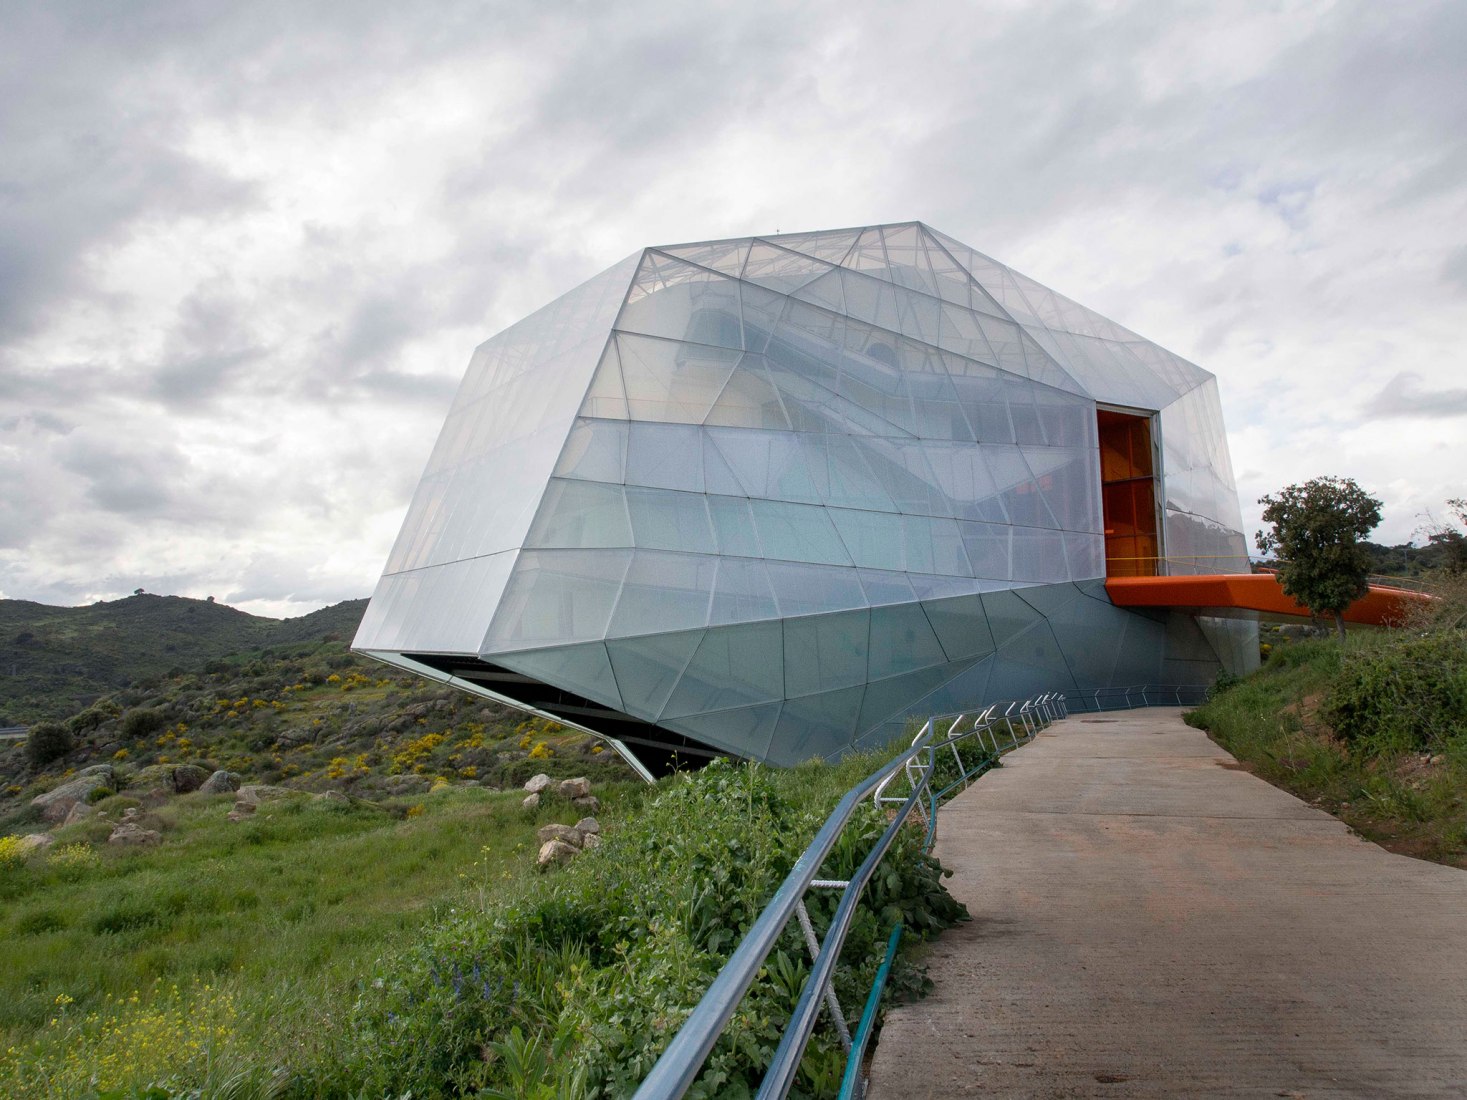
(0, 780, 646, 1098)
(1186, 636, 1467, 868)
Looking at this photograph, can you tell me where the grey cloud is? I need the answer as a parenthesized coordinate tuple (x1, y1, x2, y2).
(1371, 372, 1467, 419)
(1442, 246, 1467, 289)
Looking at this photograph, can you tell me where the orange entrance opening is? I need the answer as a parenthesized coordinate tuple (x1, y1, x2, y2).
(1098, 409, 1160, 577)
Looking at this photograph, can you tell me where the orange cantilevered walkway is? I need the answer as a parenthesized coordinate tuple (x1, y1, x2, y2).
(1104, 572, 1429, 626)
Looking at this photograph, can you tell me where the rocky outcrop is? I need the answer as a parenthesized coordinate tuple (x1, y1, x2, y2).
(13, 833, 54, 856)
(108, 821, 161, 846)
(32, 772, 113, 823)
(199, 770, 240, 794)
(524, 774, 553, 795)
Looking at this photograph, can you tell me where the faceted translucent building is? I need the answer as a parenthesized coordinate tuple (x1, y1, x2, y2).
(355, 223, 1256, 776)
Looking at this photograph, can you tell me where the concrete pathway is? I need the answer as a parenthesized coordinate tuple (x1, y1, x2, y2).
(866, 708, 1467, 1099)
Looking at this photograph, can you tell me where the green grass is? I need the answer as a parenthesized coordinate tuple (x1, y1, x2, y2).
(1186, 634, 1467, 867)
(0, 780, 645, 1098)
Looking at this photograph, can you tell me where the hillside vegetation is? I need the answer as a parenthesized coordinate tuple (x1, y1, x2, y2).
(1187, 577, 1467, 867)
(0, 594, 369, 725)
(0, 595, 971, 1098)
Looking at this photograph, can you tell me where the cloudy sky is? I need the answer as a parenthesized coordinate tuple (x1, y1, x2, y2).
(3, 0, 1464, 618)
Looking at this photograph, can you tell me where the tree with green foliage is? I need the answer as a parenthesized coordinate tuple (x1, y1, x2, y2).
(1424, 498, 1467, 575)
(1256, 476, 1383, 642)
(24, 721, 73, 769)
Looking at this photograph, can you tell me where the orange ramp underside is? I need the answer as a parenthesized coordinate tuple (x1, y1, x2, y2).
(1104, 573, 1428, 627)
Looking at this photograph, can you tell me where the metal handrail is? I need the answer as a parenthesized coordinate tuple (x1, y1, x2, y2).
(633, 691, 1065, 1100)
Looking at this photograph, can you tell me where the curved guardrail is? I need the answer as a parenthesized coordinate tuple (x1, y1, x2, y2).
(632, 691, 1069, 1100)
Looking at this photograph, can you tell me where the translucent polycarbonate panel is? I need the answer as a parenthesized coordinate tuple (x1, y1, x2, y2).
(483, 549, 630, 652)
(554, 418, 627, 483)
(979, 587, 1045, 649)
(742, 240, 837, 295)
(606, 630, 703, 720)
(655, 239, 752, 278)
(497, 642, 625, 712)
(1158, 379, 1248, 574)
(614, 332, 742, 424)
(867, 603, 948, 680)
(625, 487, 716, 554)
(984, 619, 1078, 698)
(767, 686, 864, 766)
(856, 661, 971, 733)
(1010, 579, 1082, 619)
(708, 557, 780, 625)
(1011, 526, 1072, 583)
(618, 254, 744, 349)
(784, 609, 871, 697)
(750, 498, 851, 566)
(766, 559, 866, 618)
(708, 428, 822, 504)
(855, 568, 917, 607)
(702, 355, 793, 431)
(661, 620, 786, 718)
(663, 700, 783, 761)
(921, 594, 995, 661)
(355, 550, 518, 653)
(607, 550, 717, 637)
(827, 507, 905, 572)
(1198, 615, 1260, 676)
(702, 495, 756, 557)
(958, 520, 1013, 581)
(525, 478, 631, 550)
(382, 253, 638, 576)
(626, 422, 706, 492)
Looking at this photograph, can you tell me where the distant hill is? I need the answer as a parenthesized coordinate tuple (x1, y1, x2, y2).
(0, 595, 370, 725)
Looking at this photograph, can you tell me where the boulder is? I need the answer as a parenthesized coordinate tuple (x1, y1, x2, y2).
(199, 770, 240, 795)
(314, 790, 351, 806)
(582, 832, 603, 850)
(77, 764, 116, 781)
(13, 833, 54, 856)
(521, 792, 541, 810)
(537, 839, 578, 867)
(32, 774, 113, 823)
(108, 821, 161, 846)
(524, 773, 553, 795)
(170, 764, 210, 793)
(62, 801, 96, 826)
(575, 816, 601, 836)
(557, 776, 591, 799)
(235, 784, 293, 807)
(573, 795, 601, 813)
(536, 823, 584, 848)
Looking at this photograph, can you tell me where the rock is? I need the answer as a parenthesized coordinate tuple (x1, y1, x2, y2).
(575, 816, 601, 836)
(235, 784, 293, 806)
(314, 790, 351, 805)
(582, 832, 602, 850)
(226, 808, 253, 822)
(1430, 754, 1446, 765)
(77, 764, 116, 781)
(573, 795, 601, 813)
(537, 839, 579, 867)
(121, 807, 141, 822)
(521, 792, 541, 810)
(13, 833, 54, 856)
(524, 773, 553, 795)
(32, 774, 113, 823)
(199, 770, 240, 794)
(62, 801, 96, 826)
(557, 776, 591, 799)
(108, 822, 161, 846)
(170, 764, 210, 793)
(537, 823, 584, 848)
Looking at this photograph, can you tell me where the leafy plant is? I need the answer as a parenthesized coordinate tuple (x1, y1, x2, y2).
(25, 721, 73, 769)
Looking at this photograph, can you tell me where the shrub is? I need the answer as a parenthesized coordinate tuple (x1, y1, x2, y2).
(25, 722, 73, 769)
(1323, 633, 1467, 754)
(345, 757, 966, 1098)
(119, 708, 166, 741)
